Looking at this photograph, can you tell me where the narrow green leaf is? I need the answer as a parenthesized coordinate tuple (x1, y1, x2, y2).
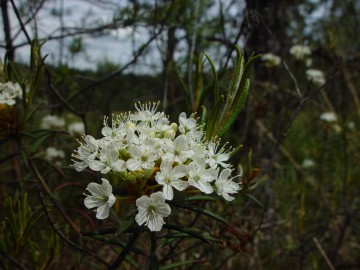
(204, 53, 219, 103)
(174, 67, 190, 98)
(26, 101, 45, 122)
(230, 144, 243, 157)
(29, 131, 54, 154)
(113, 216, 136, 238)
(217, 47, 243, 129)
(22, 211, 45, 243)
(245, 193, 263, 207)
(160, 232, 189, 247)
(218, 78, 250, 137)
(170, 202, 229, 225)
(163, 224, 213, 245)
(206, 95, 224, 140)
(195, 53, 204, 103)
(230, 53, 261, 113)
(227, 46, 243, 100)
(181, 195, 216, 202)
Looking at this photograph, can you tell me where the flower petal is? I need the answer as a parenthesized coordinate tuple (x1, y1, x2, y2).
(96, 203, 110, 219)
(84, 196, 103, 209)
(162, 184, 174, 200)
(86, 182, 103, 196)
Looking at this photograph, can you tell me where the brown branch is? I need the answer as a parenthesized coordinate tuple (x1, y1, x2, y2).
(9, 0, 32, 45)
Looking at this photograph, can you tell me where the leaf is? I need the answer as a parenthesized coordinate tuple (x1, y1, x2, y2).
(31, 157, 65, 178)
(218, 78, 250, 136)
(181, 195, 216, 203)
(160, 260, 201, 270)
(113, 216, 136, 238)
(163, 224, 215, 245)
(245, 193, 263, 208)
(174, 67, 190, 98)
(204, 54, 219, 103)
(206, 95, 224, 140)
(170, 202, 229, 225)
(160, 232, 189, 247)
(28, 131, 56, 154)
(230, 144, 243, 157)
(230, 53, 261, 113)
(26, 100, 45, 122)
(194, 53, 204, 110)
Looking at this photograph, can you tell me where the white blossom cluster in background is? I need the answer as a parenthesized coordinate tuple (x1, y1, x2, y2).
(0, 81, 22, 106)
(45, 147, 65, 166)
(41, 115, 66, 129)
(68, 122, 85, 136)
(306, 69, 325, 87)
(320, 112, 337, 123)
(289, 45, 311, 61)
(261, 53, 281, 68)
(41, 114, 85, 136)
(72, 102, 241, 231)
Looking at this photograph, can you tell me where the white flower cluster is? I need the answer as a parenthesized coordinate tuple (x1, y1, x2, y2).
(73, 102, 241, 231)
(68, 122, 85, 136)
(41, 115, 66, 129)
(261, 53, 281, 68)
(289, 45, 311, 61)
(306, 69, 325, 87)
(45, 147, 65, 166)
(0, 81, 22, 106)
(320, 112, 337, 123)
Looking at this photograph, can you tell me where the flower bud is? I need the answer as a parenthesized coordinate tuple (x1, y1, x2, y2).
(119, 148, 128, 159)
(171, 123, 178, 132)
(126, 122, 136, 130)
(163, 129, 176, 139)
(144, 168, 154, 180)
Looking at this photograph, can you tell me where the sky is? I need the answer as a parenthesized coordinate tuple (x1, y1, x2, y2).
(0, 0, 330, 73)
(0, 0, 162, 73)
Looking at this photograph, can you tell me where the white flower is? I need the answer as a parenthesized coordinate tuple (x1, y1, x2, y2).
(161, 135, 194, 164)
(206, 141, 231, 169)
(289, 45, 311, 60)
(215, 168, 241, 201)
(132, 101, 165, 124)
(126, 139, 161, 171)
(41, 115, 65, 129)
(178, 112, 203, 140)
(84, 178, 116, 219)
(135, 192, 171, 231)
(155, 161, 188, 200)
(320, 112, 337, 123)
(0, 81, 22, 105)
(306, 69, 325, 87)
(89, 143, 126, 174)
(261, 53, 281, 68)
(305, 58, 313, 67)
(302, 159, 315, 169)
(45, 147, 65, 161)
(347, 121, 355, 130)
(187, 161, 217, 194)
(72, 135, 99, 171)
(68, 122, 85, 136)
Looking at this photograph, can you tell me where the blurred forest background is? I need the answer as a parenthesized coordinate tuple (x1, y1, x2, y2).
(1, 0, 360, 269)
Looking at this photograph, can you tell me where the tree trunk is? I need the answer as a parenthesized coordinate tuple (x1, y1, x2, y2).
(1, 0, 14, 61)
